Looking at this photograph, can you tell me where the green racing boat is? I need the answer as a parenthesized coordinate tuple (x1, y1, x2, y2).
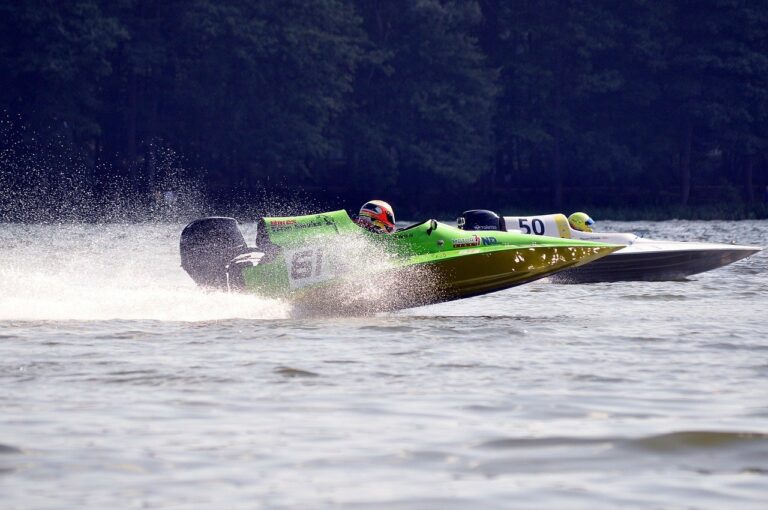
(180, 210, 621, 312)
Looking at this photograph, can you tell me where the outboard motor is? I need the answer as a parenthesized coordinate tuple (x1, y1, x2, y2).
(180, 217, 248, 290)
(457, 210, 506, 231)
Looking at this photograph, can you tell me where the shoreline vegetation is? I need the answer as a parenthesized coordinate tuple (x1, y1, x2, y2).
(2, 1, 768, 220)
(1, 183, 766, 224)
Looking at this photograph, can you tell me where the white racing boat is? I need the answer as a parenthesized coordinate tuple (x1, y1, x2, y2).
(457, 210, 762, 283)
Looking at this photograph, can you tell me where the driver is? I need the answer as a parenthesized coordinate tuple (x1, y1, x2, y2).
(568, 212, 595, 232)
(356, 200, 396, 234)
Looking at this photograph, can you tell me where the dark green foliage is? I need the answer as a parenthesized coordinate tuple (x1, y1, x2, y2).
(0, 0, 125, 137)
(343, 0, 496, 189)
(1, 0, 767, 219)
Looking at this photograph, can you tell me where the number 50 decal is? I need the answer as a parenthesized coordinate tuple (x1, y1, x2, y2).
(286, 247, 328, 289)
(518, 218, 545, 235)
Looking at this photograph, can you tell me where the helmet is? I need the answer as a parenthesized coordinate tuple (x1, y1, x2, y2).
(457, 210, 505, 231)
(568, 212, 595, 232)
(358, 200, 396, 234)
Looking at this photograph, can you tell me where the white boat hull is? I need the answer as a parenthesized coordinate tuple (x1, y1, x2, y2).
(549, 239, 761, 283)
(500, 213, 762, 283)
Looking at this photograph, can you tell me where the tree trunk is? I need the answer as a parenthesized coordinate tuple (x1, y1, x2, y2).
(126, 69, 138, 189)
(553, 131, 563, 209)
(680, 118, 693, 206)
(745, 155, 754, 205)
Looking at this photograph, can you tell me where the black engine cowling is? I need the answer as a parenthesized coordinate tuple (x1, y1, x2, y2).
(180, 217, 248, 290)
(457, 210, 506, 231)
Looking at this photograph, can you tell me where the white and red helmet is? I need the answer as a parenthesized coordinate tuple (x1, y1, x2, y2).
(358, 200, 396, 234)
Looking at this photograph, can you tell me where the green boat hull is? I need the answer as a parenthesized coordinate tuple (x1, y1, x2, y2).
(181, 210, 620, 312)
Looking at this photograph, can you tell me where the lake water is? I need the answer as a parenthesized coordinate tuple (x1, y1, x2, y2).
(1, 219, 767, 509)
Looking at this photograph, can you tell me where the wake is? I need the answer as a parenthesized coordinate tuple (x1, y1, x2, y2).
(0, 223, 289, 321)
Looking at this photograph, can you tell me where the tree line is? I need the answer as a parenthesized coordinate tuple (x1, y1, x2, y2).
(2, 0, 768, 220)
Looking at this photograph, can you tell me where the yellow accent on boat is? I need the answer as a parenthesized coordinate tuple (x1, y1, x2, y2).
(554, 214, 571, 239)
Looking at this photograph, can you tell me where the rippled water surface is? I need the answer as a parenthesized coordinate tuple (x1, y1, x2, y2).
(1, 220, 767, 509)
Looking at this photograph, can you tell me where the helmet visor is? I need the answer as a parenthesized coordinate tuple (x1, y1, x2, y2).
(361, 203, 395, 231)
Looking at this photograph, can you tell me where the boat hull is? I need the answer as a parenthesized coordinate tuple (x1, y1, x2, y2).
(290, 244, 619, 313)
(549, 242, 760, 283)
(181, 211, 621, 313)
(419, 244, 616, 301)
(498, 213, 762, 283)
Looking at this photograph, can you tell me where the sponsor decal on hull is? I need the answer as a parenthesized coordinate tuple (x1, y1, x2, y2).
(452, 235, 481, 248)
(269, 220, 296, 227)
(269, 219, 329, 231)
